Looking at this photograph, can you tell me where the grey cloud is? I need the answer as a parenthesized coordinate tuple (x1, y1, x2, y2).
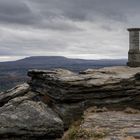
(0, 0, 137, 29)
(0, 0, 140, 59)
(28, 0, 128, 22)
(0, 0, 38, 25)
(35, 19, 83, 31)
(0, 0, 140, 27)
(0, 0, 83, 31)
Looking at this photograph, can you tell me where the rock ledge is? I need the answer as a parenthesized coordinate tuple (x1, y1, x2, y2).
(0, 66, 139, 139)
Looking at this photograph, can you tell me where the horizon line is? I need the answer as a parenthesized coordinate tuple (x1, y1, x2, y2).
(0, 55, 128, 63)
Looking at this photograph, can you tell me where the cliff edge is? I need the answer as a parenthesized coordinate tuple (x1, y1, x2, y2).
(0, 66, 139, 139)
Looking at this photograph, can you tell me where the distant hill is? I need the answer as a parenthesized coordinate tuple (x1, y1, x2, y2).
(0, 56, 127, 70)
(0, 56, 127, 91)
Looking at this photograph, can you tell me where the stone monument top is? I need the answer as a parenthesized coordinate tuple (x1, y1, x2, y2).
(127, 28, 140, 31)
(127, 28, 140, 67)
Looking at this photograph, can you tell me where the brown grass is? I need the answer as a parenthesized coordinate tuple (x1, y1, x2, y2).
(124, 107, 140, 114)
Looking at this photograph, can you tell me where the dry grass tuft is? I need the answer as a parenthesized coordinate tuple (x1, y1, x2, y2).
(123, 136, 137, 140)
(62, 120, 108, 140)
(124, 107, 140, 114)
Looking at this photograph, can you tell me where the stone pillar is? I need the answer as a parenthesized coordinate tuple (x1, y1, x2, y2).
(127, 28, 140, 67)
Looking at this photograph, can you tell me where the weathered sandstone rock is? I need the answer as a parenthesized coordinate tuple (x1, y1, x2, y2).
(28, 66, 140, 108)
(0, 66, 139, 139)
(28, 66, 140, 127)
(0, 83, 30, 107)
(0, 84, 64, 140)
(80, 109, 140, 139)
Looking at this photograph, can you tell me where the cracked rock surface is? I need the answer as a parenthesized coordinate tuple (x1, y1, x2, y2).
(0, 84, 64, 140)
(80, 109, 140, 139)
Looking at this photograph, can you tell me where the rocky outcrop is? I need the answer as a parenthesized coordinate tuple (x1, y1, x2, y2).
(0, 84, 64, 140)
(28, 67, 140, 106)
(0, 66, 140, 139)
(28, 66, 140, 127)
(0, 83, 30, 107)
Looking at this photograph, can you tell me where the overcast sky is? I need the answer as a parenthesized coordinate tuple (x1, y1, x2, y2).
(0, 0, 139, 61)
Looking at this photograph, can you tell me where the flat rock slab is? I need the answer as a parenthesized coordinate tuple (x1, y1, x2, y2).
(126, 128, 140, 139)
(81, 111, 140, 139)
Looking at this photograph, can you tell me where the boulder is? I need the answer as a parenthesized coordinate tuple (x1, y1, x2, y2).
(0, 84, 64, 140)
(0, 83, 30, 107)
